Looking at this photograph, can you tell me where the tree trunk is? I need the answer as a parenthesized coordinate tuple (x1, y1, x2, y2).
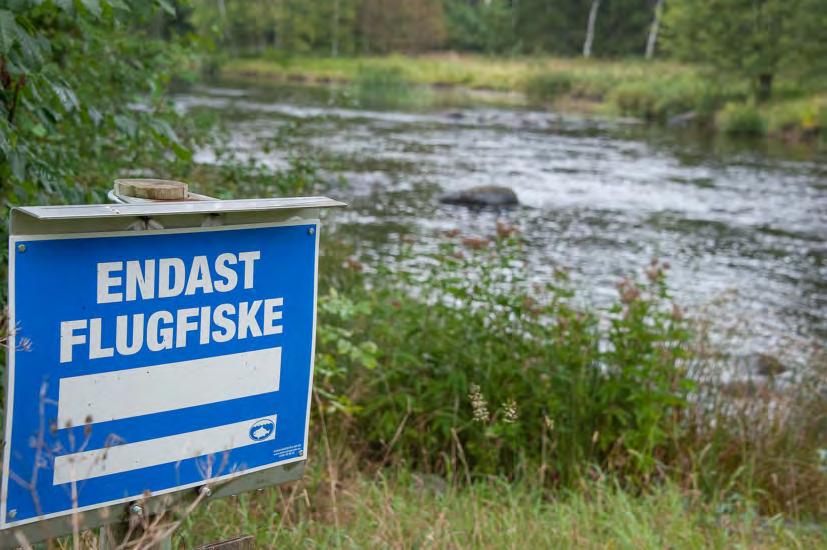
(216, 0, 227, 48)
(645, 0, 664, 60)
(583, 0, 600, 58)
(331, 0, 340, 57)
(756, 73, 773, 102)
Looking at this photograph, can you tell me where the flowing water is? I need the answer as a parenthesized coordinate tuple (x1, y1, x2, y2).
(176, 81, 827, 370)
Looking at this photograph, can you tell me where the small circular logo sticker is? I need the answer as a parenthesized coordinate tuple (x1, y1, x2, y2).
(249, 418, 275, 441)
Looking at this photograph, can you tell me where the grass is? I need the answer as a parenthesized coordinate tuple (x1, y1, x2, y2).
(223, 53, 696, 93)
(177, 468, 827, 549)
(221, 53, 827, 143)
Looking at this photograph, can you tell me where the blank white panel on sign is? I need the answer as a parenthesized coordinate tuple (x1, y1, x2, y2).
(57, 347, 281, 427)
(53, 415, 277, 485)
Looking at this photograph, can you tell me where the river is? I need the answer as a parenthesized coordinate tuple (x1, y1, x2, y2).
(176, 81, 826, 372)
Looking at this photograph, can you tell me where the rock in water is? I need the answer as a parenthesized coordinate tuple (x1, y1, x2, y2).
(439, 185, 519, 207)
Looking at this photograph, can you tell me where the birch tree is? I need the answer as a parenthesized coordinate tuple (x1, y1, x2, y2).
(583, 0, 600, 58)
(645, 0, 664, 59)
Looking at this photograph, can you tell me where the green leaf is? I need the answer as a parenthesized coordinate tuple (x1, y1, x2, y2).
(155, 0, 175, 16)
(78, 0, 102, 17)
(0, 9, 23, 55)
(114, 114, 137, 138)
(54, 0, 74, 12)
(8, 150, 26, 180)
(51, 83, 79, 112)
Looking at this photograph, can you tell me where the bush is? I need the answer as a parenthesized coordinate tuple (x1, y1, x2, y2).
(609, 77, 725, 121)
(716, 103, 768, 136)
(522, 72, 573, 103)
(766, 96, 827, 140)
(317, 234, 693, 485)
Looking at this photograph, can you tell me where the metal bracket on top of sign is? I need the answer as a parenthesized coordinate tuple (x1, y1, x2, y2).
(2, 182, 346, 548)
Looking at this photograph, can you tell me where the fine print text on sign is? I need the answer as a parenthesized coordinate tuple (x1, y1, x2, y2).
(2, 220, 319, 528)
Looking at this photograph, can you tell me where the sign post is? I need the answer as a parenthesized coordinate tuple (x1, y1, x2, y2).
(1, 195, 344, 547)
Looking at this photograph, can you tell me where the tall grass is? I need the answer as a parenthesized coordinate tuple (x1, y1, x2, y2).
(177, 469, 827, 548)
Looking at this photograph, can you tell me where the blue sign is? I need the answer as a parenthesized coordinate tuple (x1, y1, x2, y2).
(2, 220, 319, 528)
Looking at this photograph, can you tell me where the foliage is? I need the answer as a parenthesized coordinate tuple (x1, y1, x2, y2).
(0, 0, 203, 303)
(187, 0, 671, 58)
(359, 0, 446, 54)
(766, 94, 827, 141)
(662, 0, 827, 100)
(190, 0, 445, 56)
(608, 77, 734, 121)
(522, 72, 574, 102)
(315, 233, 693, 484)
(716, 102, 768, 136)
(177, 468, 827, 548)
(443, 0, 516, 54)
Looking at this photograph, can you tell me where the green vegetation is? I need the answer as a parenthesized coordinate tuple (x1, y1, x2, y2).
(717, 103, 769, 136)
(195, 0, 827, 142)
(319, 237, 692, 484)
(310, 233, 827, 518)
(221, 54, 827, 141)
(0, 0, 196, 301)
(0, 0, 325, 304)
(178, 472, 827, 548)
(663, 0, 827, 101)
(189, 0, 664, 58)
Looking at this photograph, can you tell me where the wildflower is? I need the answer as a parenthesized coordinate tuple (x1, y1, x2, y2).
(468, 384, 489, 423)
(342, 257, 364, 272)
(544, 415, 554, 431)
(617, 279, 640, 304)
(502, 399, 518, 424)
(462, 236, 489, 250)
(522, 296, 542, 317)
(496, 220, 517, 239)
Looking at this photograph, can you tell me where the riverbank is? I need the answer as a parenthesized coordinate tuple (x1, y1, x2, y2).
(219, 54, 826, 144)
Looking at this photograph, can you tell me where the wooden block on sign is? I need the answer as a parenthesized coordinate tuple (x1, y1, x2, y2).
(114, 179, 188, 200)
(194, 535, 255, 550)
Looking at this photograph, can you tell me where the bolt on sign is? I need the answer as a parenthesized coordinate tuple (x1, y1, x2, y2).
(1, 197, 344, 544)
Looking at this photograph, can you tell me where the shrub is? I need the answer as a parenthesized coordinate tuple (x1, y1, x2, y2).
(609, 77, 725, 121)
(766, 96, 827, 139)
(609, 81, 660, 119)
(716, 103, 768, 136)
(317, 234, 693, 485)
(522, 72, 573, 103)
